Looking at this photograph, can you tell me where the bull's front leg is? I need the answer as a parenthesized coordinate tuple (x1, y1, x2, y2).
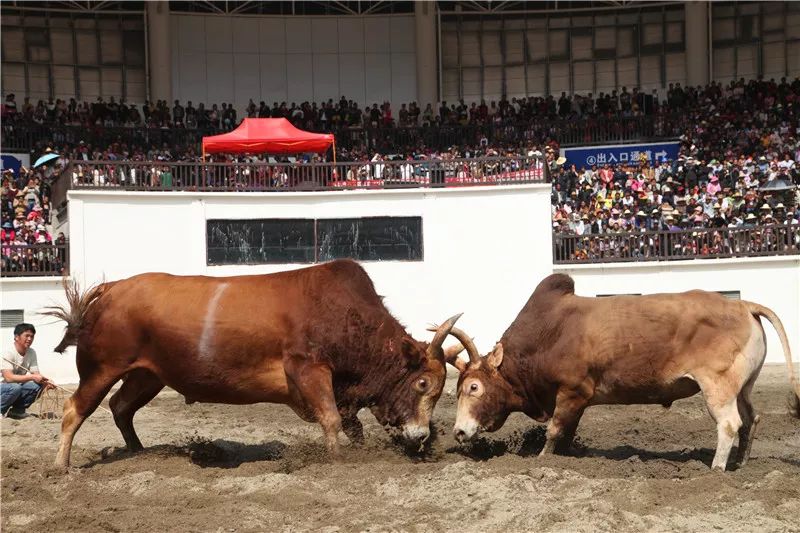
(340, 409, 365, 445)
(284, 354, 343, 456)
(541, 387, 588, 456)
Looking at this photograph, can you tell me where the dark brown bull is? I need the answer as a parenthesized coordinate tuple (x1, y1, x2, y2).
(443, 273, 799, 471)
(45, 259, 465, 467)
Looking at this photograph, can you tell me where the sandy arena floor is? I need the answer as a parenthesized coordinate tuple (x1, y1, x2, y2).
(2, 365, 799, 532)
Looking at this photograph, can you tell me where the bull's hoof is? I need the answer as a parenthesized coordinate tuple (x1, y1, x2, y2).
(50, 461, 70, 473)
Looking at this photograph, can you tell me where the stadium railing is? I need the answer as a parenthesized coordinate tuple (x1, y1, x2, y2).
(553, 226, 800, 263)
(0, 242, 69, 277)
(0, 114, 687, 152)
(65, 155, 548, 191)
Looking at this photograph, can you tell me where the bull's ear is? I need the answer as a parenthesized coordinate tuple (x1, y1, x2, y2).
(401, 337, 424, 368)
(486, 343, 504, 369)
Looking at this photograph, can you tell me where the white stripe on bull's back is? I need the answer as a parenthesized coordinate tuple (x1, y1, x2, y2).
(198, 283, 229, 358)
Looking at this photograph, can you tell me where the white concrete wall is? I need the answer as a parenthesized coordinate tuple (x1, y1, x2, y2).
(555, 257, 800, 366)
(170, 13, 417, 114)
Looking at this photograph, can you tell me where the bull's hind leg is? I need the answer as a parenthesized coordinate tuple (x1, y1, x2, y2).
(704, 392, 743, 471)
(735, 390, 759, 467)
(109, 368, 164, 452)
(734, 319, 767, 467)
(734, 373, 761, 467)
(55, 365, 126, 468)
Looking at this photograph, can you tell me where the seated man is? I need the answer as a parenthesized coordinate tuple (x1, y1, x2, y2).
(1, 323, 53, 419)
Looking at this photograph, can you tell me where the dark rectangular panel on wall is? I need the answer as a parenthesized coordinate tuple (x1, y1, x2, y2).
(317, 216, 423, 262)
(207, 219, 315, 265)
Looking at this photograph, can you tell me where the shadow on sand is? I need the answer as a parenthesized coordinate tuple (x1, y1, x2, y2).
(81, 439, 288, 469)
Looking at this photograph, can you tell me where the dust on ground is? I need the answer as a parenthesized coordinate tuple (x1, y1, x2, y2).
(2, 365, 799, 532)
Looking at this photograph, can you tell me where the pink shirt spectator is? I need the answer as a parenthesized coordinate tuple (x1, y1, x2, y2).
(706, 177, 721, 195)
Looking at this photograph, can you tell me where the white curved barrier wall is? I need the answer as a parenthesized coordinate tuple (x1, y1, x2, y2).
(1, 184, 797, 384)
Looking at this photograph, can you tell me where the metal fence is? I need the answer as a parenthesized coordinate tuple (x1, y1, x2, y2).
(553, 226, 800, 264)
(1, 114, 688, 153)
(1, 243, 69, 277)
(67, 155, 547, 191)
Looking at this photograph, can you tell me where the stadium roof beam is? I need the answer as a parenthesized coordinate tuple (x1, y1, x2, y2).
(362, 1, 387, 15)
(328, 1, 359, 15)
(0, 0, 145, 12)
(228, 0, 255, 14)
(489, 2, 522, 11)
(439, 0, 683, 15)
(201, 1, 225, 14)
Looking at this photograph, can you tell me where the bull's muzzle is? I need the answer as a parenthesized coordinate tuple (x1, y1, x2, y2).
(453, 418, 480, 444)
(402, 424, 431, 448)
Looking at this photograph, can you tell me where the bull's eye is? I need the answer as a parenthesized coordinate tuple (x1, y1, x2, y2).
(415, 378, 429, 393)
(465, 380, 483, 397)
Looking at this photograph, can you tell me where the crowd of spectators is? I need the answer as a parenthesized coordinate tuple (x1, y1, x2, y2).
(1, 162, 67, 276)
(6, 78, 796, 139)
(549, 77, 800, 260)
(65, 144, 544, 189)
(2, 87, 664, 132)
(2, 76, 800, 271)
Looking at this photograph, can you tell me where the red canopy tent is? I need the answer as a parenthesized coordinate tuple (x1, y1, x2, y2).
(201, 118, 335, 161)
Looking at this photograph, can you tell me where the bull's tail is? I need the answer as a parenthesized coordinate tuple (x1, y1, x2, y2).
(747, 302, 800, 418)
(40, 278, 115, 353)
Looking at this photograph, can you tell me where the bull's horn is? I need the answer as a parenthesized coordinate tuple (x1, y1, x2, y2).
(443, 343, 465, 361)
(428, 313, 463, 358)
(443, 343, 467, 372)
(443, 326, 481, 364)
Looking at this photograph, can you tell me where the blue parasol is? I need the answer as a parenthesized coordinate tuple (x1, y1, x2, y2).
(33, 152, 61, 168)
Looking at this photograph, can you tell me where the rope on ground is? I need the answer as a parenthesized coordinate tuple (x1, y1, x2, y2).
(36, 386, 65, 419)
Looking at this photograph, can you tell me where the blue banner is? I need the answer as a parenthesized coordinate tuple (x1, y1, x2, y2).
(561, 141, 681, 168)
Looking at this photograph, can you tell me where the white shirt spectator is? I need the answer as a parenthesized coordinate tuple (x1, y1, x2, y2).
(2, 345, 38, 383)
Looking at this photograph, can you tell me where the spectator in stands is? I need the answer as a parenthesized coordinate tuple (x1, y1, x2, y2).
(0, 161, 65, 276)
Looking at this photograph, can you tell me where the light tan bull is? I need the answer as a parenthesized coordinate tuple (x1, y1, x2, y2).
(442, 274, 799, 471)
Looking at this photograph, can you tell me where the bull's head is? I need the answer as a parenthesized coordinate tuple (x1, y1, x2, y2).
(430, 326, 523, 443)
(370, 314, 465, 448)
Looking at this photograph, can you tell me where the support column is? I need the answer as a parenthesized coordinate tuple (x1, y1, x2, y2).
(415, 1, 438, 108)
(685, 1, 710, 87)
(146, 1, 172, 102)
